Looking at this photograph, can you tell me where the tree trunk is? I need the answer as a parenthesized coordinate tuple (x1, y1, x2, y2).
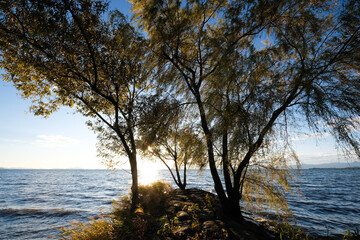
(183, 162, 187, 190)
(224, 192, 243, 220)
(174, 156, 184, 189)
(157, 154, 185, 190)
(129, 153, 139, 211)
(193, 91, 230, 214)
(178, 183, 186, 190)
(177, 163, 187, 190)
(222, 132, 234, 199)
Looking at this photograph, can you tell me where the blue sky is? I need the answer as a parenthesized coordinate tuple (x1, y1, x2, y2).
(0, 1, 351, 169)
(0, 1, 133, 169)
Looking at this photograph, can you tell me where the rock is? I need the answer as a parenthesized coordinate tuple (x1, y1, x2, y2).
(199, 208, 214, 220)
(173, 225, 191, 236)
(177, 210, 190, 220)
(171, 200, 184, 211)
(164, 188, 278, 240)
(203, 220, 220, 231)
(166, 206, 175, 214)
(176, 194, 188, 200)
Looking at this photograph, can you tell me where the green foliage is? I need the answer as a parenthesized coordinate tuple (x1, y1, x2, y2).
(203, 194, 216, 209)
(241, 148, 300, 217)
(156, 216, 180, 236)
(137, 181, 173, 214)
(0, 0, 156, 208)
(112, 181, 172, 218)
(343, 228, 360, 240)
(271, 222, 311, 240)
(110, 181, 173, 239)
(181, 204, 202, 233)
(138, 97, 207, 189)
(60, 215, 114, 240)
(183, 203, 200, 214)
(1, 0, 360, 232)
(130, 0, 360, 220)
(157, 201, 229, 240)
(270, 222, 360, 240)
(61, 181, 173, 240)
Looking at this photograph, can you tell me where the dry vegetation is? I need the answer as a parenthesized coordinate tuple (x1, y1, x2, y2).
(60, 181, 359, 240)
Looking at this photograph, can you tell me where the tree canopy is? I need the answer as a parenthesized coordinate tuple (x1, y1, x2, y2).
(138, 97, 207, 190)
(0, 0, 155, 209)
(131, 0, 360, 218)
(1, 0, 359, 220)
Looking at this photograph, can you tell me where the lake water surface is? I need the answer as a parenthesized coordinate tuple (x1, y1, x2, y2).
(0, 169, 359, 239)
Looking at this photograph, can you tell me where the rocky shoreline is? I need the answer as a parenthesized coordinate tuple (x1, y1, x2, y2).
(161, 188, 278, 239)
(61, 183, 349, 239)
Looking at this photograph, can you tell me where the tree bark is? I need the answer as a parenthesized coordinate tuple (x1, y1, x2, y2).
(183, 162, 187, 190)
(223, 193, 243, 220)
(222, 132, 234, 199)
(193, 91, 230, 213)
(174, 156, 184, 189)
(129, 153, 139, 211)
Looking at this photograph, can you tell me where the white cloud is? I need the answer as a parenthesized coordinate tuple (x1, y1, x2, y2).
(34, 135, 80, 147)
(297, 152, 358, 164)
(290, 132, 333, 141)
(299, 152, 339, 158)
(297, 152, 340, 164)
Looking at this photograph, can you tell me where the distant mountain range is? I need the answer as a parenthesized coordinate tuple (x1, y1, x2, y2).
(300, 161, 360, 169)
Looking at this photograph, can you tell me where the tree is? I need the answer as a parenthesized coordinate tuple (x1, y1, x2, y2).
(131, 0, 360, 220)
(0, 0, 154, 210)
(138, 97, 207, 190)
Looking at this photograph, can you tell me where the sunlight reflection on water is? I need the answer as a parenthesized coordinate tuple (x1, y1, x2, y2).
(0, 169, 359, 239)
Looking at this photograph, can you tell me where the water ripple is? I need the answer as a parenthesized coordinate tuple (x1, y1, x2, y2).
(0, 169, 359, 239)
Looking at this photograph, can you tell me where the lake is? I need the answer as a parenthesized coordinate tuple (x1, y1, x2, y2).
(0, 169, 359, 239)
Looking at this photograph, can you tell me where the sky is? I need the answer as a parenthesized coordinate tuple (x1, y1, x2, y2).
(0, 0, 354, 169)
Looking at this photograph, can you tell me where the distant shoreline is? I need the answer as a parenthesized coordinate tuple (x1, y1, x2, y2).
(309, 167, 360, 170)
(1, 167, 360, 170)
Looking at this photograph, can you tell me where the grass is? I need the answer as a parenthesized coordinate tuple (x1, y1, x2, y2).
(59, 215, 115, 240)
(60, 183, 227, 240)
(60, 182, 359, 240)
(342, 228, 360, 240)
(270, 222, 312, 240)
(269, 222, 360, 240)
(60, 181, 172, 240)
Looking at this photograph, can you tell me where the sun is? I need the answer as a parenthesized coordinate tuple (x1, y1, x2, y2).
(138, 161, 161, 185)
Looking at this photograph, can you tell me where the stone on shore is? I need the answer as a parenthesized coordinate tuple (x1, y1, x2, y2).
(161, 188, 277, 240)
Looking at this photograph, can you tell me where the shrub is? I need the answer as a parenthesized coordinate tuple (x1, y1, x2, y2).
(60, 215, 114, 240)
(271, 222, 311, 240)
(60, 181, 173, 240)
(343, 228, 360, 240)
(111, 181, 173, 239)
